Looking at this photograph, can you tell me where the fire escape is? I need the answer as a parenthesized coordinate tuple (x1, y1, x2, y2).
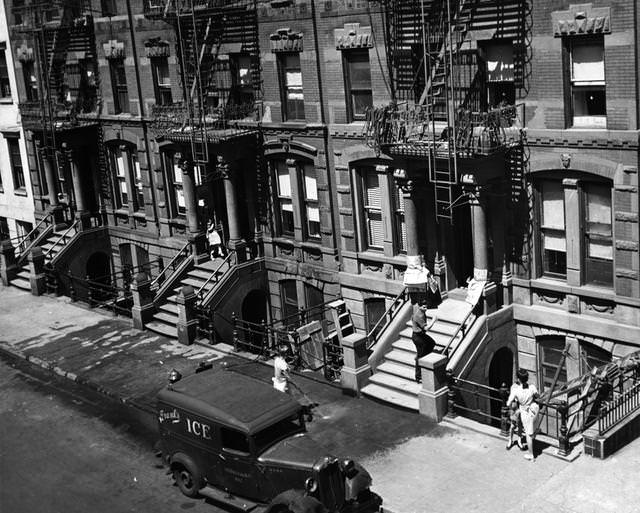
(365, 0, 527, 222)
(144, 0, 262, 165)
(12, 0, 100, 150)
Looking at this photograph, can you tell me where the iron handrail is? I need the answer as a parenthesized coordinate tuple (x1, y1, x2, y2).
(366, 287, 408, 350)
(442, 306, 475, 358)
(150, 240, 192, 289)
(269, 297, 339, 330)
(195, 250, 236, 302)
(15, 213, 53, 257)
(43, 220, 78, 260)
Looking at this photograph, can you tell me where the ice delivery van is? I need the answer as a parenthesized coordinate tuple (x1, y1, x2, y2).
(157, 368, 382, 513)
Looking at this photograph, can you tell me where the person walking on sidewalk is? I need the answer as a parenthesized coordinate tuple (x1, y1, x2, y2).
(507, 368, 540, 461)
(272, 344, 291, 393)
(412, 299, 437, 383)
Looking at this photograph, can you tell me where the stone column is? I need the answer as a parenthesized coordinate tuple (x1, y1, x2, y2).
(464, 175, 496, 314)
(176, 285, 198, 345)
(418, 353, 449, 422)
(0, 240, 18, 285)
(130, 272, 156, 330)
(340, 333, 371, 395)
(218, 156, 246, 261)
(38, 142, 65, 227)
(63, 143, 90, 229)
(28, 246, 47, 295)
(179, 157, 200, 235)
(395, 171, 424, 289)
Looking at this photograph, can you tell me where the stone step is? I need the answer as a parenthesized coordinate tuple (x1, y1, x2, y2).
(158, 302, 179, 315)
(195, 258, 226, 271)
(385, 348, 416, 367)
(17, 269, 31, 280)
(181, 277, 209, 289)
(403, 318, 460, 336)
(377, 361, 415, 381)
(394, 331, 454, 351)
(10, 276, 32, 291)
(153, 310, 179, 325)
(368, 371, 421, 396)
(187, 268, 216, 281)
(361, 383, 419, 411)
(146, 321, 178, 339)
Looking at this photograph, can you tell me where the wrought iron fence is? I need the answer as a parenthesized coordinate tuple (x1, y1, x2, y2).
(447, 373, 510, 430)
(598, 381, 640, 435)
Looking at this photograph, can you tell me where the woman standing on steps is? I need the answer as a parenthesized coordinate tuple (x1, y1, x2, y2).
(411, 299, 437, 384)
(507, 368, 540, 461)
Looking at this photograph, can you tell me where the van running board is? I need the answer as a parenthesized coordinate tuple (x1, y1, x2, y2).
(199, 486, 265, 512)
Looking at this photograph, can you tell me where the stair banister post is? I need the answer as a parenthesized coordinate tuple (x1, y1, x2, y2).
(0, 239, 18, 286)
(232, 312, 239, 352)
(176, 285, 198, 346)
(339, 332, 371, 396)
(446, 369, 458, 418)
(28, 247, 47, 296)
(68, 270, 76, 302)
(86, 274, 94, 307)
(499, 381, 510, 437)
(418, 353, 449, 422)
(131, 271, 155, 330)
(557, 400, 570, 457)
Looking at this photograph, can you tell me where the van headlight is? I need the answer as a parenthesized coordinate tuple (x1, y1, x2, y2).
(305, 477, 318, 493)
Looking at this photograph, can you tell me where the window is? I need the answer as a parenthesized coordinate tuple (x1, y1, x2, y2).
(343, 50, 373, 122)
(163, 151, 186, 217)
(221, 428, 250, 454)
(304, 284, 324, 324)
(484, 41, 515, 108)
(7, 138, 25, 190)
(538, 337, 568, 395)
(22, 62, 38, 101)
(34, 141, 48, 196)
(540, 180, 566, 278)
(109, 146, 143, 211)
(537, 177, 613, 288)
(0, 217, 9, 239)
(100, 0, 117, 16)
(16, 220, 33, 240)
(0, 45, 11, 99)
(230, 53, 253, 107)
(151, 57, 172, 106)
(254, 414, 304, 453)
(566, 37, 606, 128)
(364, 298, 386, 339)
(361, 167, 384, 250)
(393, 185, 407, 253)
(109, 59, 129, 114)
(583, 183, 612, 287)
(278, 53, 304, 121)
(302, 165, 320, 240)
(274, 161, 294, 236)
(280, 280, 299, 328)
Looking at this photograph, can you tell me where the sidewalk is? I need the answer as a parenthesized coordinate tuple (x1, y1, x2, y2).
(1, 285, 638, 513)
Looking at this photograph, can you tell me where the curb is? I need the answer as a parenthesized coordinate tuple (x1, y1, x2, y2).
(0, 341, 156, 417)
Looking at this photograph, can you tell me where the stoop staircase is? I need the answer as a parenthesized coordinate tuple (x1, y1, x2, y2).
(10, 227, 76, 291)
(362, 290, 476, 410)
(146, 256, 232, 339)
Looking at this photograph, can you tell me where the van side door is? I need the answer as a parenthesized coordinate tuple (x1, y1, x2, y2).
(215, 427, 261, 501)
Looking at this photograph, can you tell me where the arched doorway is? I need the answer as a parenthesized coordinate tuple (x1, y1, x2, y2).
(488, 347, 514, 426)
(241, 289, 269, 353)
(86, 252, 111, 302)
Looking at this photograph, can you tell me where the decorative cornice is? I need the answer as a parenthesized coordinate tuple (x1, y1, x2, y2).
(103, 39, 125, 60)
(269, 28, 303, 53)
(552, 4, 611, 37)
(144, 38, 170, 58)
(334, 23, 373, 50)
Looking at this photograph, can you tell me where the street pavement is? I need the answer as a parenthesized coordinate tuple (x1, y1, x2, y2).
(1, 284, 639, 513)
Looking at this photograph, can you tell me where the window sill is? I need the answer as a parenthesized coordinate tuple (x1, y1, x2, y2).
(0, 98, 13, 104)
(357, 250, 406, 266)
(530, 277, 615, 300)
(13, 188, 28, 197)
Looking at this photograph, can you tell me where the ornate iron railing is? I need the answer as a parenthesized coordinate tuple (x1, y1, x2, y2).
(598, 382, 640, 435)
(366, 287, 409, 350)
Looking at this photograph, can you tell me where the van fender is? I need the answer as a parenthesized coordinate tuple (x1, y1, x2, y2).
(266, 489, 326, 513)
(169, 452, 203, 479)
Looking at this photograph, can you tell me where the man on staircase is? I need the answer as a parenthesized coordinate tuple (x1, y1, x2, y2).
(412, 299, 437, 384)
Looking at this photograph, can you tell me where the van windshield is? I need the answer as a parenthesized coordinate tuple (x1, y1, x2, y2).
(254, 413, 304, 453)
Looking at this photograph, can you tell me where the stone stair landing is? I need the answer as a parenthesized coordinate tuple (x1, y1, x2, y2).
(362, 294, 474, 411)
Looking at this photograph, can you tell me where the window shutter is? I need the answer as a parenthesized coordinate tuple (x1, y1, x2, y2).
(368, 211, 384, 247)
(541, 181, 565, 230)
(365, 171, 381, 208)
(277, 162, 291, 197)
(304, 165, 318, 201)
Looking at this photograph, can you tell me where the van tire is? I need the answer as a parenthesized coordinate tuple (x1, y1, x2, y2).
(171, 458, 203, 498)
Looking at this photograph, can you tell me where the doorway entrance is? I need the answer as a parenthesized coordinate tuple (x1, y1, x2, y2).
(488, 346, 514, 426)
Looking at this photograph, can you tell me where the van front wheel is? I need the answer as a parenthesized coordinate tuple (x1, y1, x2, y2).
(173, 463, 203, 498)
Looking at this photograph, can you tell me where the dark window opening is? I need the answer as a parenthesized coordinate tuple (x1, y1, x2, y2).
(253, 414, 304, 454)
(0, 47, 11, 99)
(109, 59, 129, 114)
(22, 62, 38, 101)
(343, 49, 373, 122)
(8, 138, 26, 190)
(278, 53, 305, 121)
(151, 57, 172, 106)
(221, 428, 250, 454)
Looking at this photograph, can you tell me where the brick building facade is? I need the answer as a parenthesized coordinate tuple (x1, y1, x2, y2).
(2, 1, 639, 431)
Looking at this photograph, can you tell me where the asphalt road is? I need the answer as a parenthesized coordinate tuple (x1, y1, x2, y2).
(0, 356, 224, 513)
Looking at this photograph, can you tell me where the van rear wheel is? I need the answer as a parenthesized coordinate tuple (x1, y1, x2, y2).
(173, 463, 202, 498)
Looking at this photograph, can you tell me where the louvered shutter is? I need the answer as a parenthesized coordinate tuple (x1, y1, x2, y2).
(364, 171, 384, 248)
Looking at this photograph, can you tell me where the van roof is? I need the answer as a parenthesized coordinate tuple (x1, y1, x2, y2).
(157, 369, 301, 434)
